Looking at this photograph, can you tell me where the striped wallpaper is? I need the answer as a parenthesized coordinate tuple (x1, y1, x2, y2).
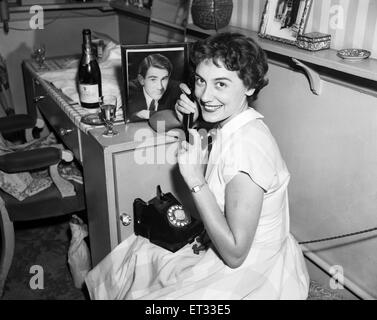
(228, 0, 377, 58)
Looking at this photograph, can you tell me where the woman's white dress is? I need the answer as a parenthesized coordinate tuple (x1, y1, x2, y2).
(85, 108, 310, 300)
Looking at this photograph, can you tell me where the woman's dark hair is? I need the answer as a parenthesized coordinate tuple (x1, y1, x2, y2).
(190, 32, 269, 105)
(138, 53, 173, 78)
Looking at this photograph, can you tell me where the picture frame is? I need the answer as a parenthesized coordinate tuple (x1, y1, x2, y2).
(121, 42, 190, 123)
(258, 0, 313, 45)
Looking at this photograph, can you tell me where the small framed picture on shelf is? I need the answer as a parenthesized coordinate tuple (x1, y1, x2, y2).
(258, 0, 313, 45)
(121, 42, 190, 123)
(125, 0, 153, 9)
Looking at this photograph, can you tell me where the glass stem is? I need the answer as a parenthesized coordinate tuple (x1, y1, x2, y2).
(105, 120, 113, 134)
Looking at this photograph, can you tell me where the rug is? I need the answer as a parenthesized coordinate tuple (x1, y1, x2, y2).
(1, 215, 342, 300)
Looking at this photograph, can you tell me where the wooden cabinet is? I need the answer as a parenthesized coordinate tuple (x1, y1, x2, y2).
(80, 123, 196, 265)
(33, 80, 82, 162)
(22, 62, 82, 162)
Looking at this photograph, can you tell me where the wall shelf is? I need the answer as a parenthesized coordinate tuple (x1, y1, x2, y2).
(9, 1, 112, 13)
(186, 24, 377, 83)
(106, 1, 377, 84)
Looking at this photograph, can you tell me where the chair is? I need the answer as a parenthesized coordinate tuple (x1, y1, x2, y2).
(0, 114, 46, 144)
(0, 139, 86, 297)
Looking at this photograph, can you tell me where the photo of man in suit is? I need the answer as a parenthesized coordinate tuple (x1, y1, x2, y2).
(274, 0, 303, 33)
(127, 53, 181, 122)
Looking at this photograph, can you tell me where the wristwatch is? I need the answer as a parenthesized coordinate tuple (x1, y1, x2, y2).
(190, 182, 206, 193)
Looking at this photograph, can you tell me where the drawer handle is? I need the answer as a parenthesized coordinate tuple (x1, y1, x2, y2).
(59, 128, 74, 136)
(120, 213, 132, 226)
(33, 95, 45, 103)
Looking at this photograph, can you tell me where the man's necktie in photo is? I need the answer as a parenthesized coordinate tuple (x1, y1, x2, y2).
(149, 99, 157, 111)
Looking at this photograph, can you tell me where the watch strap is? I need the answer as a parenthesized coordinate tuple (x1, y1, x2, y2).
(190, 182, 206, 193)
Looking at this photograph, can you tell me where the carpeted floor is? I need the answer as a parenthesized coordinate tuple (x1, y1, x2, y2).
(2, 215, 87, 300)
(1, 215, 342, 300)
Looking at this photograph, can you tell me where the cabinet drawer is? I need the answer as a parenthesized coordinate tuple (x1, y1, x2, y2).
(34, 82, 81, 162)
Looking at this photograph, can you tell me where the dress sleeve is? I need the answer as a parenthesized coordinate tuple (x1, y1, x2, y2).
(221, 138, 277, 192)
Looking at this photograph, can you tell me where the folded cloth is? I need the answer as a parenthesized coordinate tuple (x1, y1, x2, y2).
(0, 133, 83, 201)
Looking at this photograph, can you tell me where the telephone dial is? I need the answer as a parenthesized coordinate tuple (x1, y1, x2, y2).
(133, 185, 204, 252)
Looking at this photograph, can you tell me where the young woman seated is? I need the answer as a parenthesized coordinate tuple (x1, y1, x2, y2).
(85, 32, 310, 300)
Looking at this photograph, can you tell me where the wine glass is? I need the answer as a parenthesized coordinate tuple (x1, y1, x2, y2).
(99, 95, 119, 137)
(32, 44, 46, 69)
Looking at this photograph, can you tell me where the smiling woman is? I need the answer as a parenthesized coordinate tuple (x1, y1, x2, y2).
(85, 32, 310, 300)
(193, 60, 255, 124)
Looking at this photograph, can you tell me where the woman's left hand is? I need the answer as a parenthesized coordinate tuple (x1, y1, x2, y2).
(177, 129, 206, 189)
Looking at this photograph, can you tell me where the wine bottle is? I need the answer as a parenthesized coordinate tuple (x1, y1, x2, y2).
(78, 29, 102, 109)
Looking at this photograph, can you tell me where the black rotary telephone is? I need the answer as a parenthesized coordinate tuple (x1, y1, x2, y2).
(133, 185, 204, 252)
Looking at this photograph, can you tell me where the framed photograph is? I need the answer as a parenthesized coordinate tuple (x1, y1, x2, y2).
(258, 0, 313, 45)
(121, 42, 189, 123)
(124, 0, 153, 9)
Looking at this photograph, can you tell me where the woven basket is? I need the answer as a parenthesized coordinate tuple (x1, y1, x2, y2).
(191, 0, 233, 30)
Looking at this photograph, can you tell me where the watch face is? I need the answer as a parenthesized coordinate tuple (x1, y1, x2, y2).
(192, 186, 200, 193)
(167, 204, 191, 228)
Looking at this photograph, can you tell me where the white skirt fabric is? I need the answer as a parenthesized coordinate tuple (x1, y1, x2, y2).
(85, 232, 309, 300)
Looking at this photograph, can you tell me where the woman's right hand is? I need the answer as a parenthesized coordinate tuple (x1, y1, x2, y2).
(175, 83, 200, 123)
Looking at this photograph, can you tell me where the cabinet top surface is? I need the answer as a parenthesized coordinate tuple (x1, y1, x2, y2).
(89, 122, 178, 151)
(24, 59, 178, 152)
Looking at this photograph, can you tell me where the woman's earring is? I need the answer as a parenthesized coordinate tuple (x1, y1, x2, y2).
(246, 88, 256, 96)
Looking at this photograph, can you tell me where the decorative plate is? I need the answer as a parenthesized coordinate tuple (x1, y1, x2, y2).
(337, 49, 371, 61)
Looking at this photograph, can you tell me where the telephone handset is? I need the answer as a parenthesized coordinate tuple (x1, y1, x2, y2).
(182, 87, 195, 142)
(183, 112, 194, 142)
(133, 185, 204, 252)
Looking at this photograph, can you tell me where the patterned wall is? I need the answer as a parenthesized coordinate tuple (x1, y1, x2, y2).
(229, 0, 377, 58)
